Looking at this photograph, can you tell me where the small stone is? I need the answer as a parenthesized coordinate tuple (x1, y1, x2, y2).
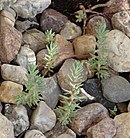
(69, 103, 109, 135)
(42, 75, 62, 109)
(112, 11, 130, 37)
(0, 8, 16, 26)
(0, 25, 22, 63)
(114, 112, 130, 138)
(22, 29, 46, 53)
(102, 76, 130, 103)
(54, 34, 74, 67)
(0, 0, 17, 10)
(0, 113, 14, 138)
(24, 130, 47, 138)
(31, 101, 56, 133)
(57, 58, 88, 90)
(16, 46, 36, 69)
(40, 9, 68, 33)
(57, 129, 76, 138)
(104, 29, 130, 72)
(83, 79, 115, 109)
(4, 104, 29, 136)
(86, 16, 111, 37)
(86, 118, 117, 138)
(11, 0, 51, 18)
(60, 21, 82, 40)
(1, 64, 27, 85)
(15, 20, 39, 33)
(72, 35, 96, 59)
(117, 103, 128, 113)
(0, 81, 23, 104)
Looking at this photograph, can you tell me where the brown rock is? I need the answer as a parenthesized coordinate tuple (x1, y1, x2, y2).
(0, 25, 22, 63)
(40, 9, 68, 33)
(72, 35, 96, 59)
(86, 16, 111, 37)
(104, 0, 130, 19)
(54, 34, 74, 67)
(86, 118, 117, 138)
(114, 112, 130, 138)
(117, 103, 128, 113)
(57, 58, 88, 90)
(0, 81, 23, 104)
(22, 29, 46, 53)
(69, 103, 109, 135)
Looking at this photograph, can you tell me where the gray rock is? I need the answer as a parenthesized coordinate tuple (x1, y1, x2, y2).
(40, 9, 68, 33)
(0, 8, 16, 26)
(60, 21, 82, 40)
(112, 11, 130, 37)
(0, 0, 17, 10)
(102, 76, 130, 103)
(42, 75, 62, 109)
(69, 103, 109, 135)
(83, 79, 115, 109)
(22, 29, 46, 53)
(16, 46, 36, 69)
(114, 112, 130, 138)
(0, 113, 14, 138)
(24, 130, 47, 138)
(0, 25, 22, 63)
(15, 20, 39, 33)
(1, 64, 27, 85)
(4, 104, 29, 136)
(31, 101, 56, 133)
(11, 0, 51, 18)
(57, 58, 88, 90)
(86, 118, 117, 138)
(104, 29, 130, 72)
(0, 81, 23, 104)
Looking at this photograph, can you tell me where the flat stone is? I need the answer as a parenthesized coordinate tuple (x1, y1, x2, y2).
(22, 29, 46, 53)
(57, 58, 88, 90)
(72, 35, 96, 59)
(31, 101, 56, 133)
(1, 64, 27, 85)
(0, 25, 22, 63)
(4, 104, 29, 136)
(16, 45, 36, 69)
(24, 130, 47, 138)
(102, 76, 130, 103)
(104, 29, 130, 72)
(86, 117, 117, 138)
(11, 0, 51, 18)
(40, 9, 68, 33)
(0, 81, 23, 104)
(69, 103, 109, 135)
(114, 112, 130, 138)
(0, 113, 14, 138)
(60, 21, 82, 40)
(42, 75, 62, 109)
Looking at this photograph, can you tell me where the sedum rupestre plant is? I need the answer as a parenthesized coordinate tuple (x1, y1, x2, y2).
(57, 61, 84, 126)
(42, 29, 58, 76)
(88, 24, 110, 79)
(15, 64, 44, 107)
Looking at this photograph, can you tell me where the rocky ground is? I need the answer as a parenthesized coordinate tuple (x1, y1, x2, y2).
(0, 0, 130, 138)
